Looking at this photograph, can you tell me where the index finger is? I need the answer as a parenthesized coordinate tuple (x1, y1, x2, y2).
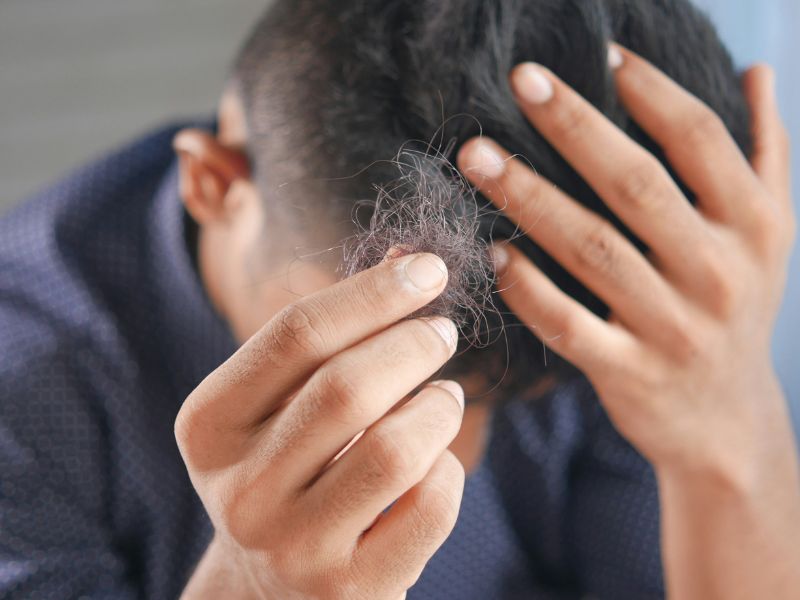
(180, 253, 449, 431)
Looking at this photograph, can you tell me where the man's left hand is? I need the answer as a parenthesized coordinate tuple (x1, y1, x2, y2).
(457, 45, 799, 599)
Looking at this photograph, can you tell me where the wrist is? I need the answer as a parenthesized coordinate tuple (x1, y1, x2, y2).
(653, 368, 797, 496)
(655, 450, 800, 600)
(182, 535, 262, 600)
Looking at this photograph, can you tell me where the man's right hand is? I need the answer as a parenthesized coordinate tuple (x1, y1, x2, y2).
(175, 253, 466, 600)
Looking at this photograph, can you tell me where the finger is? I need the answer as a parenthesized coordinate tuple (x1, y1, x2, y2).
(501, 60, 711, 272)
(304, 381, 464, 542)
(458, 140, 683, 341)
(261, 317, 459, 490)
(179, 253, 449, 433)
(610, 45, 764, 225)
(742, 64, 793, 207)
(493, 243, 637, 376)
(351, 449, 465, 598)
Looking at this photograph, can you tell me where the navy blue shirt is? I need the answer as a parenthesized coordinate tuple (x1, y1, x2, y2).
(0, 124, 664, 599)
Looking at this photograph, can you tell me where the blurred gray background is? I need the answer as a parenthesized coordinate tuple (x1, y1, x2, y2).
(0, 0, 797, 421)
(0, 0, 268, 204)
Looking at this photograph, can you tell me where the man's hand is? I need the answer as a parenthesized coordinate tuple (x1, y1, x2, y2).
(457, 46, 799, 599)
(176, 253, 465, 600)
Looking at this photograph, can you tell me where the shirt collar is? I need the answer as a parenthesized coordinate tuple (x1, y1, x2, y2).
(146, 159, 239, 392)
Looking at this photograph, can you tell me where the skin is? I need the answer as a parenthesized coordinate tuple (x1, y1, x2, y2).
(458, 46, 800, 598)
(173, 45, 799, 599)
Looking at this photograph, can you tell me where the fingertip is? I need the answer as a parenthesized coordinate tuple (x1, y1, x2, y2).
(457, 138, 507, 180)
(510, 62, 555, 104)
(742, 64, 791, 202)
(608, 44, 624, 71)
(421, 316, 459, 353)
(172, 130, 195, 154)
(489, 244, 510, 275)
(456, 137, 481, 168)
(746, 62, 775, 82)
(743, 63, 777, 106)
(428, 380, 465, 411)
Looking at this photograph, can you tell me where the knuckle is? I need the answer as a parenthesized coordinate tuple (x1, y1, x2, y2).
(393, 551, 428, 596)
(548, 99, 591, 144)
(271, 302, 330, 361)
(543, 309, 581, 355)
(316, 365, 367, 423)
(515, 171, 548, 208)
(215, 468, 283, 551)
(751, 209, 781, 255)
(437, 450, 467, 490)
(218, 486, 257, 548)
(359, 265, 402, 313)
(615, 159, 670, 213)
(321, 577, 361, 600)
(411, 319, 454, 360)
(632, 356, 668, 395)
(173, 398, 210, 464)
(414, 481, 460, 540)
(575, 220, 618, 275)
(173, 404, 196, 455)
(696, 251, 738, 318)
(665, 314, 704, 365)
(419, 392, 463, 436)
(340, 557, 381, 600)
(366, 426, 413, 489)
(682, 107, 727, 149)
(269, 545, 310, 585)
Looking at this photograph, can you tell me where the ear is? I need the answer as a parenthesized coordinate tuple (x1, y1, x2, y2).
(173, 128, 251, 226)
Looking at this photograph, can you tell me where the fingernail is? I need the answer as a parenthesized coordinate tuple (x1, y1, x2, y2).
(490, 245, 509, 275)
(404, 254, 448, 291)
(608, 45, 624, 70)
(430, 380, 465, 411)
(513, 63, 554, 104)
(423, 317, 458, 352)
(468, 141, 506, 179)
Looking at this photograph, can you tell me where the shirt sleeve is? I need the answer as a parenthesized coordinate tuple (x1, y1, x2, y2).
(0, 306, 138, 600)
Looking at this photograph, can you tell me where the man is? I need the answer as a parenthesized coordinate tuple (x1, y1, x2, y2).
(1, 1, 798, 599)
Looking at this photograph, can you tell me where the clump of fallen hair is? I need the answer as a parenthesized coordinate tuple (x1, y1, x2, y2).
(342, 145, 498, 346)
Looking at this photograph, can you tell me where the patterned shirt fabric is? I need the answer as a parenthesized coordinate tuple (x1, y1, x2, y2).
(0, 124, 664, 599)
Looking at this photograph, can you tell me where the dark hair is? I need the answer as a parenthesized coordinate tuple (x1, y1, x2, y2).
(232, 0, 751, 401)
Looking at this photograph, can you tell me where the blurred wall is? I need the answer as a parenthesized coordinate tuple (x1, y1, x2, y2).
(0, 0, 269, 207)
(0, 1, 797, 420)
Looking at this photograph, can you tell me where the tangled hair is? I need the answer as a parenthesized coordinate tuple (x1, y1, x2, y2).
(232, 0, 751, 401)
(342, 144, 498, 345)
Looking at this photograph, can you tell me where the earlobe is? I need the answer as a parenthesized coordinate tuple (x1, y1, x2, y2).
(173, 128, 250, 226)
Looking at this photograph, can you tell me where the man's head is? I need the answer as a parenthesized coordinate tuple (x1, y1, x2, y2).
(175, 0, 751, 401)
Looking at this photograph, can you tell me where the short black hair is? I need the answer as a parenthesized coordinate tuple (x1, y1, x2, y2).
(231, 0, 751, 400)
